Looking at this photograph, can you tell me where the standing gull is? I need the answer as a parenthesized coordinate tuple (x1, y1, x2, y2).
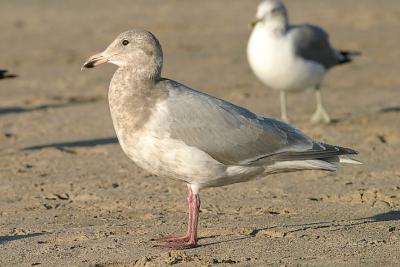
(248, 0, 360, 123)
(82, 29, 359, 249)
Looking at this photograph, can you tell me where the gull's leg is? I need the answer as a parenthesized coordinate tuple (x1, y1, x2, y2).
(310, 85, 331, 124)
(159, 185, 201, 249)
(280, 91, 290, 123)
(187, 193, 200, 246)
(157, 185, 192, 243)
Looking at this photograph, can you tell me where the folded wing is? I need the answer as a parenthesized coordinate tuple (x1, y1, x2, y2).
(288, 24, 341, 69)
(161, 80, 357, 166)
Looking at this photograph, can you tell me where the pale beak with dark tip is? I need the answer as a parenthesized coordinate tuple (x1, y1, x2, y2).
(81, 52, 109, 71)
(250, 17, 263, 28)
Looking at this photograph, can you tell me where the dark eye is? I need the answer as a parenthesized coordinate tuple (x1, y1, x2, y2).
(122, 40, 130, 46)
(271, 8, 279, 13)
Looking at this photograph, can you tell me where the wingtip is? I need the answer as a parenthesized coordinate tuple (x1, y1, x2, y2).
(345, 147, 359, 155)
(340, 50, 362, 57)
(337, 50, 362, 65)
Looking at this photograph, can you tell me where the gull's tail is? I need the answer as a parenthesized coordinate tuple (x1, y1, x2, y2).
(339, 157, 362, 165)
(264, 142, 361, 173)
(337, 50, 362, 65)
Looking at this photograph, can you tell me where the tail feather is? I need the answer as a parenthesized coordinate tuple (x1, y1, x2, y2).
(337, 50, 362, 65)
(265, 159, 339, 173)
(339, 157, 362, 165)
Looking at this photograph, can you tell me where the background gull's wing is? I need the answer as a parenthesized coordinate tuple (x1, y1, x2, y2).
(288, 24, 342, 69)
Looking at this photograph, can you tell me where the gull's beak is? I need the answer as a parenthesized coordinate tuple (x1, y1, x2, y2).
(81, 52, 109, 71)
(250, 17, 263, 28)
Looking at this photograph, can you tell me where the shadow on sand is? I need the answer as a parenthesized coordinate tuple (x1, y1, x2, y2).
(0, 104, 71, 115)
(0, 232, 46, 244)
(0, 96, 103, 116)
(369, 210, 400, 222)
(381, 106, 400, 113)
(23, 137, 118, 150)
(197, 210, 400, 248)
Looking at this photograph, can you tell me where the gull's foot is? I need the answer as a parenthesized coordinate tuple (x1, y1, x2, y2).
(154, 234, 197, 250)
(310, 108, 331, 124)
(163, 240, 197, 250)
(156, 234, 190, 243)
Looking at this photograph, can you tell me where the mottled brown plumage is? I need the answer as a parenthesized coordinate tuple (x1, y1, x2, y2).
(82, 29, 359, 249)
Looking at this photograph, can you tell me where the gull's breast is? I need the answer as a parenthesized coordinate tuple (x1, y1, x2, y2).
(248, 27, 325, 91)
(114, 99, 229, 185)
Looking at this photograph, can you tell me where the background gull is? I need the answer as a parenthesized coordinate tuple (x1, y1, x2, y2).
(248, 0, 360, 123)
(82, 29, 359, 249)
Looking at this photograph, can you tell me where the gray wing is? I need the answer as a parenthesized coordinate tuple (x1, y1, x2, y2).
(288, 24, 341, 69)
(160, 80, 356, 166)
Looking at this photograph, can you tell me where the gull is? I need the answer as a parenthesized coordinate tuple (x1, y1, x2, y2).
(248, 0, 360, 123)
(82, 29, 359, 249)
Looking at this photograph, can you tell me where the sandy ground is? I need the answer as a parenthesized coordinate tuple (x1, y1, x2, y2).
(1, 0, 400, 266)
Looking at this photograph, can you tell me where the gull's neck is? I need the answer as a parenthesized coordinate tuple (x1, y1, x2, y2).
(117, 65, 162, 83)
(257, 19, 288, 36)
(111, 67, 160, 94)
(108, 66, 167, 141)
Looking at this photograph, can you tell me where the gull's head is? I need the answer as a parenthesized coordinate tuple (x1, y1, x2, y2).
(82, 29, 163, 78)
(251, 0, 288, 28)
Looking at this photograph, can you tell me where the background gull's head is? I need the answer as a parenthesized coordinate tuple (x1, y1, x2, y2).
(252, 0, 288, 27)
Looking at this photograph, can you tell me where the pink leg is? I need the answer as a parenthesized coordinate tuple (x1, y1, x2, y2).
(158, 185, 201, 249)
(158, 185, 193, 243)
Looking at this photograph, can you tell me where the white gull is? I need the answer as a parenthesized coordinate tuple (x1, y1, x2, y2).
(248, 0, 360, 123)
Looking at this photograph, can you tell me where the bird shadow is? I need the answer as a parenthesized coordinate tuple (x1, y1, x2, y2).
(22, 137, 118, 151)
(0, 104, 69, 115)
(328, 118, 340, 124)
(197, 210, 400, 248)
(0, 69, 18, 80)
(380, 106, 400, 113)
(0, 232, 46, 244)
(369, 210, 400, 222)
(0, 96, 103, 116)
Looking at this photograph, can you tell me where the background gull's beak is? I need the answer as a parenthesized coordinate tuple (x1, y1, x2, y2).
(81, 52, 109, 70)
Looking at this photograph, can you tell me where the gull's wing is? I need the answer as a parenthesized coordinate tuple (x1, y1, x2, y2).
(159, 80, 356, 166)
(287, 24, 341, 69)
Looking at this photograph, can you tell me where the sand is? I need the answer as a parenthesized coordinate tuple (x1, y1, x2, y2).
(1, 0, 399, 266)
